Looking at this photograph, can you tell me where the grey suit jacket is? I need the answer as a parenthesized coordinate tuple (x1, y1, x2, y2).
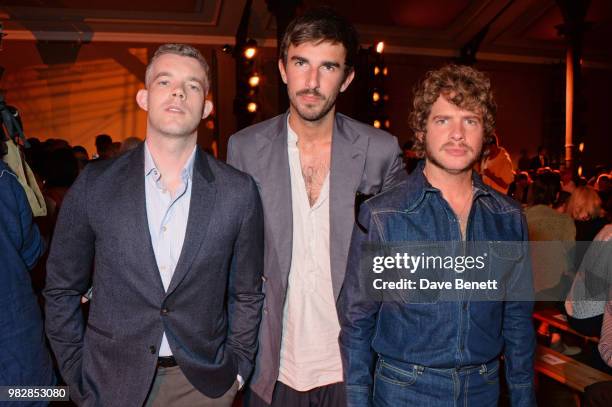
(44, 145, 264, 406)
(227, 112, 406, 403)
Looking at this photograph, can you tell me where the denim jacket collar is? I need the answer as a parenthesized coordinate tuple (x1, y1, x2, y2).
(403, 160, 491, 213)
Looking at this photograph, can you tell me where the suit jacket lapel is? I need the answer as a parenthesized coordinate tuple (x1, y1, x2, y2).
(258, 115, 293, 290)
(122, 145, 165, 296)
(329, 114, 368, 301)
(166, 149, 216, 296)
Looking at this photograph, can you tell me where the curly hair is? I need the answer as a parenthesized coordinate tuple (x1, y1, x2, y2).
(408, 65, 497, 158)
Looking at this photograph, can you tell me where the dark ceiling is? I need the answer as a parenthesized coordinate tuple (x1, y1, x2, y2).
(1, 0, 610, 65)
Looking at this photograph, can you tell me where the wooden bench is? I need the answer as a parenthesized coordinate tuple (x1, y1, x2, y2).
(535, 345, 612, 394)
(533, 308, 599, 344)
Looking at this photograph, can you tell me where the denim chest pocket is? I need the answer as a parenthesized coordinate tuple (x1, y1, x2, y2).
(486, 241, 527, 300)
(375, 358, 418, 386)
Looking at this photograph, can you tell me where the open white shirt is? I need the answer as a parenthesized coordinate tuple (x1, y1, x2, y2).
(277, 121, 343, 391)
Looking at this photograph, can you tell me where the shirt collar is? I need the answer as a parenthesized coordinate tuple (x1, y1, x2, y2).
(287, 115, 298, 146)
(144, 141, 197, 182)
(402, 160, 490, 212)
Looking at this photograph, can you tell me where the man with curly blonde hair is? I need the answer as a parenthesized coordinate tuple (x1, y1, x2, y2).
(339, 65, 535, 406)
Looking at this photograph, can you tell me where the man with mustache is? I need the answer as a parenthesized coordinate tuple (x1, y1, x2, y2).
(45, 44, 264, 406)
(339, 65, 536, 406)
(227, 7, 406, 406)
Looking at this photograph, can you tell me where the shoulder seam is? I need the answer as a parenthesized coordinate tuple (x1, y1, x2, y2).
(0, 169, 17, 180)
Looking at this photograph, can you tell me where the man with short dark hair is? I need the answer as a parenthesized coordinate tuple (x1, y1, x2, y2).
(339, 65, 536, 406)
(228, 7, 406, 407)
(45, 43, 264, 407)
(94, 133, 113, 160)
(529, 145, 549, 170)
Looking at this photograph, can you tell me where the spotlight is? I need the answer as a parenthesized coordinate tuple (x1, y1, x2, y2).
(375, 41, 384, 54)
(244, 39, 258, 59)
(248, 74, 260, 87)
(578, 166, 583, 177)
(373, 66, 380, 75)
(578, 142, 584, 152)
(383, 67, 388, 76)
(372, 91, 381, 103)
(373, 120, 381, 128)
(384, 120, 390, 128)
(244, 47, 256, 59)
(247, 102, 258, 113)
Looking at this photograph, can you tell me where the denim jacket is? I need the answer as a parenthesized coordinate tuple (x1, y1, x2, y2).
(338, 162, 535, 406)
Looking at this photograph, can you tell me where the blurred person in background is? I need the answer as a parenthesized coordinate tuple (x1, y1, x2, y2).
(582, 299, 612, 406)
(0, 137, 56, 404)
(560, 168, 577, 194)
(529, 145, 549, 170)
(587, 165, 610, 187)
(554, 190, 572, 214)
(41, 147, 80, 228)
(525, 172, 579, 355)
(93, 133, 113, 160)
(72, 145, 89, 171)
(480, 133, 514, 194)
(119, 136, 143, 154)
(595, 174, 611, 212)
(565, 186, 611, 361)
(508, 171, 531, 205)
(567, 186, 609, 255)
(517, 148, 530, 172)
(110, 141, 122, 157)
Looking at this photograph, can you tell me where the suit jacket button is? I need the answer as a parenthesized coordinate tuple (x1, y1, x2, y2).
(149, 345, 156, 354)
(161, 308, 169, 316)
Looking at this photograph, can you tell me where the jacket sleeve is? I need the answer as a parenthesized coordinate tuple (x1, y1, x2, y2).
(338, 202, 381, 407)
(226, 135, 243, 171)
(44, 166, 95, 402)
(12, 171, 45, 269)
(226, 175, 265, 381)
(502, 214, 536, 407)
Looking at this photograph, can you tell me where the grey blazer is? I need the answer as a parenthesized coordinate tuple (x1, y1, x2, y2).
(227, 112, 407, 403)
(44, 145, 264, 406)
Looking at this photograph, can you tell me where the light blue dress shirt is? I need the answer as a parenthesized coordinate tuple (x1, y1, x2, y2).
(144, 142, 195, 357)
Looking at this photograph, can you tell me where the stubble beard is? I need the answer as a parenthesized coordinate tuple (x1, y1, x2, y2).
(290, 88, 339, 123)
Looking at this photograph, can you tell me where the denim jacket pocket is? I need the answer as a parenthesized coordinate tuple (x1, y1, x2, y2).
(487, 241, 526, 300)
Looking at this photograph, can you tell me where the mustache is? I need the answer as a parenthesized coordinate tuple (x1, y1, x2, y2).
(440, 142, 474, 152)
(296, 88, 324, 98)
